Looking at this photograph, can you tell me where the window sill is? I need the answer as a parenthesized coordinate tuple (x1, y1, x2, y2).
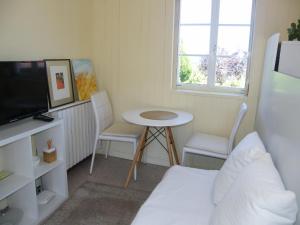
(173, 87, 247, 99)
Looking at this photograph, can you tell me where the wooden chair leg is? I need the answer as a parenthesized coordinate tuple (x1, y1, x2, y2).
(165, 127, 174, 166)
(124, 127, 149, 188)
(167, 127, 180, 165)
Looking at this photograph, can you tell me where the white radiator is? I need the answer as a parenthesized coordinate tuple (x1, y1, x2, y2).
(51, 101, 96, 169)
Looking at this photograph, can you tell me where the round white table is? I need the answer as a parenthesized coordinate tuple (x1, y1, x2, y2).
(122, 108, 193, 187)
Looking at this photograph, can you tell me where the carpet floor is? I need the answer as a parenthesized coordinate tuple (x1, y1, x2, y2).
(44, 181, 150, 225)
(43, 155, 167, 225)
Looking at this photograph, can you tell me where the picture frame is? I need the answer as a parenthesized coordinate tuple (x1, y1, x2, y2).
(45, 59, 74, 108)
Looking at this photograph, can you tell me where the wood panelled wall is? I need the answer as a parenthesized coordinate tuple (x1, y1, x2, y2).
(91, 0, 300, 167)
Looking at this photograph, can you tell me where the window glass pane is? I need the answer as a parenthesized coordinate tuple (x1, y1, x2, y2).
(180, 0, 212, 24)
(219, 0, 252, 24)
(217, 26, 250, 56)
(215, 55, 248, 88)
(179, 26, 210, 55)
(178, 56, 208, 85)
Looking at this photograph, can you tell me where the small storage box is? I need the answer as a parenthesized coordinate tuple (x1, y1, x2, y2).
(43, 147, 57, 163)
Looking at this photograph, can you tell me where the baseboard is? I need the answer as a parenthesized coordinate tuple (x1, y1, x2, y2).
(96, 145, 170, 167)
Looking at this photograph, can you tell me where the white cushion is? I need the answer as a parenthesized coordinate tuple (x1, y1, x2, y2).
(102, 122, 142, 138)
(210, 153, 298, 225)
(213, 132, 266, 204)
(131, 165, 218, 225)
(185, 132, 229, 155)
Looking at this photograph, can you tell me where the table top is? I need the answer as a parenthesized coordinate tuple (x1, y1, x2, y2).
(122, 108, 193, 127)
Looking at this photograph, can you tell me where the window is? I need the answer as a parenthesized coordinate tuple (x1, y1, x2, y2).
(174, 0, 254, 94)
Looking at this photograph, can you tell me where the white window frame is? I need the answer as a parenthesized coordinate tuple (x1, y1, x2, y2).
(173, 0, 256, 95)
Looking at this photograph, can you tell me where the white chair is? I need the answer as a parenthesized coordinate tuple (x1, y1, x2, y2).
(89, 91, 142, 181)
(182, 103, 248, 164)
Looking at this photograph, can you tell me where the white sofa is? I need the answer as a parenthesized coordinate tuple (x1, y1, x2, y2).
(131, 165, 217, 225)
(131, 132, 298, 225)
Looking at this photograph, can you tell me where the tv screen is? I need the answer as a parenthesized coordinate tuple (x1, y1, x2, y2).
(0, 61, 49, 126)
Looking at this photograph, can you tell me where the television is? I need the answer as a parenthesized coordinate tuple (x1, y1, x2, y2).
(0, 61, 49, 126)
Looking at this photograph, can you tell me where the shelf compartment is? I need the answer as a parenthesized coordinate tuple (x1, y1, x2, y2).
(0, 174, 32, 200)
(32, 125, 65, 162)
(36, 163, 68, 223)
(0, 119, 62, 147)
(0, 137, 34, 179)
(38, 194, 66, 223)
(34, 160, 64, 179)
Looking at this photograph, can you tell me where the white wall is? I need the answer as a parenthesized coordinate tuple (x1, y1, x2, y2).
(91, 0, 300, 168)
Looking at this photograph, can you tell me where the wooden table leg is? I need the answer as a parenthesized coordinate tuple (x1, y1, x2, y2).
(167, 127, 180, 165)
(124, 126, 149, 188)
(165, 127, 174, 166)
(137, 127, 149, 166)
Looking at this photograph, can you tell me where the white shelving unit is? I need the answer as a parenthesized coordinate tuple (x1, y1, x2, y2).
(0, 175, 32, 200)
(0, 118, 68, 225)
(34, 160, 64, 179)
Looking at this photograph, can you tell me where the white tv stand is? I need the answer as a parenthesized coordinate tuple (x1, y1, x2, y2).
(0, 119, 68, 225)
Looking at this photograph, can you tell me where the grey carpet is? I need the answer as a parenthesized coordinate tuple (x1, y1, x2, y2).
(43, 182, 150, 225)
(67, 156, 167, 195)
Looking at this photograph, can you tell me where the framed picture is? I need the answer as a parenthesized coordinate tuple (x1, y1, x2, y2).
(71, 59, 98, 101)
(45, 59, 74, 108)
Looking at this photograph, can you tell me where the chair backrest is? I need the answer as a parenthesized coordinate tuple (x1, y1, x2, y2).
(228, 102, 248, 153)
(91, 91, 114, 136)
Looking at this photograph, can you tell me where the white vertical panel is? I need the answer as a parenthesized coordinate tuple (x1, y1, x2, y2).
(80, 104, 85, 160)
(78, 104, 82, 161)
(51, 102, 95, 169)
(72, 107, 79, 167)
(77, 105, 82, 162)
(83, 103, 89, 158)
(65, 109, 73, 168)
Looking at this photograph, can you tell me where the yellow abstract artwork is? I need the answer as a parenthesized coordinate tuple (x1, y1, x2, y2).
(71, 59, 98, 101)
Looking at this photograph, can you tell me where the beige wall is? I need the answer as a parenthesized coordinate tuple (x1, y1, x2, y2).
(0, 0, 92, 60)
(91, 0, 300, 167)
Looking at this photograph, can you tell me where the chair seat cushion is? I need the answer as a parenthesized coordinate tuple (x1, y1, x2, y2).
(102, 122, 142, 138)
(185, 132, 229, 155)
(131, 165, 218, 225)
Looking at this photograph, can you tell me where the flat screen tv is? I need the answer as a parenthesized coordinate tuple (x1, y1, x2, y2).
(0, 61, 49, 126)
